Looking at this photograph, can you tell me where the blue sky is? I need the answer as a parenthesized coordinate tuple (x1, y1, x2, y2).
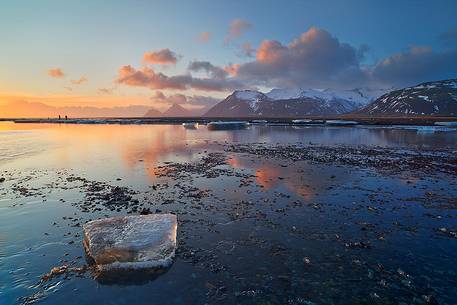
(0, 0, 456, 109)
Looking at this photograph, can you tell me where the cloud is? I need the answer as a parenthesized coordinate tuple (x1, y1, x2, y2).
(231, 28, 457, 88)
(150, 91, 219, 108)
(116, 65, 186, 90)
(198, 31, 211, 43)
(48, 68, 65, 78)
(116, 64, 244, 92)
(143, 49, 179, 65)
(71, 76, 88, 85)
(98, 87, 115, 94)
(117, 28, 457, 93)
(167, 93, 187, 104)
(187, 95, 219, 107)
(223, 63, 241, 76)
(372, 46, 457, 86)
(188, 61, 228, 79)
(152, 91, 166, 100)
(241, 42, 255, 57)
(226, 19, 251, 42)
(438, 27, 457, 47)
(357, 44, 370, 60)
(234, 27, 367, 88)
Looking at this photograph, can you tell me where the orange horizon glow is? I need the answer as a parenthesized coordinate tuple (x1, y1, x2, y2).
(0, 91, 211, 118)
(0, 91, 153, 108)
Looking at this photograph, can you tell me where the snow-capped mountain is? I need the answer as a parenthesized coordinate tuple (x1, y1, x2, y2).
(266, 88, 387, 107)
(358, 79, 457, 116)
(204, 87, 388, 117)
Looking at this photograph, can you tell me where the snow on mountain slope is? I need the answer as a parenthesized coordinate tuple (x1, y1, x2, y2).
(265, 88, 303, 100)
(235, 90, 263, 100)
(358, 79, 457, 116)
(235, 90, 265, 112)
(205, 87, 388, 117)
(266, 88, 388, 107)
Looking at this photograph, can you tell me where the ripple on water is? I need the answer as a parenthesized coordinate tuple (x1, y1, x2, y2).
(0, 234, 6, 259)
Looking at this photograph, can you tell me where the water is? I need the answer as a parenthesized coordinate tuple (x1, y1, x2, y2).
(0, 121, 456, 305)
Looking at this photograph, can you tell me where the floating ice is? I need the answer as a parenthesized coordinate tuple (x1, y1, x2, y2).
(83, 214, 177, 270)
(435, 121, 457, 127)
(325, 120, 359, 126)
(207, 121, 249, 130)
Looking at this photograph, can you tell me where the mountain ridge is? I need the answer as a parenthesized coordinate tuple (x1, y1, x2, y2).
(204, 87, 388, 117)
(357, 79, 457, 116)
(0, 100, 152, 118)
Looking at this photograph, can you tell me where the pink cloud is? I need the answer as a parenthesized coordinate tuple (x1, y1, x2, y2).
(241, 42, 255, 57)
(255, 40, 288, 63)
(235, 27, 367, 88)
(116, 65, 186, 90)
(152, 91, 166, 99)
(226, 19, 251, 42)
(48, 68, 65, 78)
(143, 49, 178, 65)
(198, 31, 211, 43)
(71, 76, 88, 85)
(98, 87, 115, 94)
(224, 63, 241, 76)
(116, 64, 243, 92)
(150, 91, 219, 108)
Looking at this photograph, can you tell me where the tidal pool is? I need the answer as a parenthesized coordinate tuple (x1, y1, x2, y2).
(0, 121, 456, 305)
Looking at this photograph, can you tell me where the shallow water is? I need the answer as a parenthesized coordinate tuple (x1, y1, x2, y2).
(0, 121, 456, 305)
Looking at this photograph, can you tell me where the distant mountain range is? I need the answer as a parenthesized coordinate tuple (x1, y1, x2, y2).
(0, 100, 152, 118)
(144, 104, 199, 117)
(2, 79, 456, 119)
(203, 87, 389, 117)
(143, 107, 163, 117)
(357, 79, 457, 116)
(162, 104, 192, 117)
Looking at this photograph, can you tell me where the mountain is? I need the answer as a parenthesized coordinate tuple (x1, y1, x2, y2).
(0, 100, 151, 118)
(357, 79, 457, 116)
(143, 104, 200, 117)
(143, 107, 162, 117)
(162, 104, 192, 117)
(204, 88, 387, 117)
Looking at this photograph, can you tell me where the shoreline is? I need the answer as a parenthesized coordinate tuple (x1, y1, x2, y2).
(2, 115, 457, 126)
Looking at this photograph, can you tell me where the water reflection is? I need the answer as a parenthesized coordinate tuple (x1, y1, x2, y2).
(1, 121, 457, 304)
(1, 121, 457, 177)
(226, 156, 346, 201)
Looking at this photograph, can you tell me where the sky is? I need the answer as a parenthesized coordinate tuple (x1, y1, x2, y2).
(0, 0, 456, 115)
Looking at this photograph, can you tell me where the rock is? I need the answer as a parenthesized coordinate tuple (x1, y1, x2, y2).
(41, 264, 87, 281)
(140, 208, 151, 215)
(83, 214, 177, 270)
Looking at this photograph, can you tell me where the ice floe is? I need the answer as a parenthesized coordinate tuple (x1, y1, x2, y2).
(83, 214, 177, 270)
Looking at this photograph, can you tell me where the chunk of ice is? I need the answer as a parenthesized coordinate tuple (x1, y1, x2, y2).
(83, 214, 177, 270)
